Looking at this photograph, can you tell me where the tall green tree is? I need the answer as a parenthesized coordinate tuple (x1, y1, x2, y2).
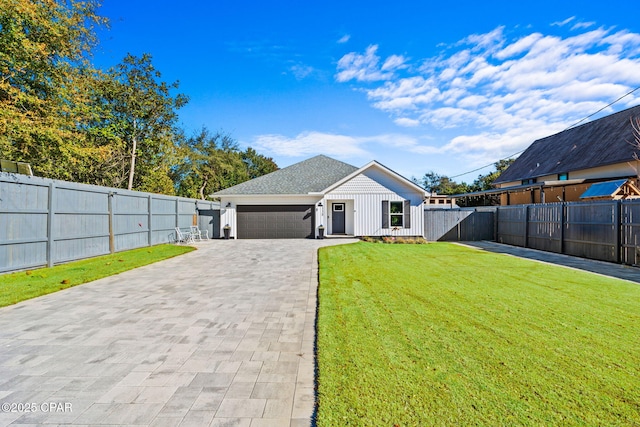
(174, 129, 278, 199)
(421, 159, 515, 196)
(0, 0, 107, 178)
(420, 171, 471, 195)
(472, 158, 515, 191)
(242, 147, 278, 179)
(0, 1, 277, 196)
(92, 53, 188, 193)
(174, 129, 239, 199)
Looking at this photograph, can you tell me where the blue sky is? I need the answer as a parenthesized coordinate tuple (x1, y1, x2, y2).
(93, 0, 640, 182)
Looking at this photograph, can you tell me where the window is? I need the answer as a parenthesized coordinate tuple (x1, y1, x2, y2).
(558, 173, 568, 181)
(390, 201, 403, 227)
(382, 200, 411, 229)
(521, 178, 536, 185)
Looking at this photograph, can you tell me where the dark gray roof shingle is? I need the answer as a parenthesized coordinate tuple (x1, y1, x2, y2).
(213, 155, 359, 195)
(496, 104, 640, 184)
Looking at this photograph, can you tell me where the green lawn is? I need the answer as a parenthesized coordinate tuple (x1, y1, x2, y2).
(317, 242, 640, 426)
(0, 244, 195, 308)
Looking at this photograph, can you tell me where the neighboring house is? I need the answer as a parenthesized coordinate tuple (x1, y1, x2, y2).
(457, 104, 640, 206)
(424, 194, 457, 209)
(212, 155, 427, 239)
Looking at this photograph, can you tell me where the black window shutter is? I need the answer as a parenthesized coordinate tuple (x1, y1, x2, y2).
(404, 200, 411, 228)
(382, 200, 389, 228)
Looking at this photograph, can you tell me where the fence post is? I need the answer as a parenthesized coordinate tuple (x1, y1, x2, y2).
(176, 198, 180, 228)
(108, 192, 115, 254)
(560, 202, 566, 255)
(524, 205, 529, 248)
(148, 194, 153, 246)
(46, 182, 55, 267)
(615, 201, 621, 264)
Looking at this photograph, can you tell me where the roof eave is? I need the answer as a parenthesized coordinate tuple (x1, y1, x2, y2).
(455, 178, 587, 198)
(214, 193, 320, 198)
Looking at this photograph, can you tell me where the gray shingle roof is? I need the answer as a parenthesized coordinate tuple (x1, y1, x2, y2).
(496, 104, 640, 184)
(213, 155, 359, 195)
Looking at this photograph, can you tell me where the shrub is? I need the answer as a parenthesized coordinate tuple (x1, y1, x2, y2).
(360, 236, 427, 244)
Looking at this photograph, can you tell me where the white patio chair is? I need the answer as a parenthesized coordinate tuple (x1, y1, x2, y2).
(174, 227, 194, 244)
(190, 225, 209, 240)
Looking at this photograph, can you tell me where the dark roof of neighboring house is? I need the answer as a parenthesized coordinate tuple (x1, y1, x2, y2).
(213, 155, 359, 195)
(495, 104, 640, 184)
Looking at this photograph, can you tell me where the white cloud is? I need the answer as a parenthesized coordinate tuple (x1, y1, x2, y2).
(252, 132, 369, 157)
(381, 54, 408, 71)
(495, 33, 543, 60)
(551, 17, 575, 27)
(335, 24, 640, 163)
(394, 117, 420, 127)
(289, 64, 314, 80)
(338, 34, 351, 44)
(457, 94, 488, 108)
(335, 45, 406, 82)
(571, 21, 596, 30)
(459, 26, 505, 53)
(251, 131, 441, 158)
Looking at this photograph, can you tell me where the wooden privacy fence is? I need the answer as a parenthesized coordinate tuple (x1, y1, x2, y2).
(497, 200, 640, 265)
(424, 208, 496, 242)
(0, 173, 218, 273)
(425, 201, 640, 265)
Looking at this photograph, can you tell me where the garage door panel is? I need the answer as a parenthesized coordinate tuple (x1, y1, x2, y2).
(237, 205, 314, 239)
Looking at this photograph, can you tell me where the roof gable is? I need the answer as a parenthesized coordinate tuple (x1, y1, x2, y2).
(213, 155, 358, 195)
(496, 104, 640, 184)
(322, 160, 426, 196)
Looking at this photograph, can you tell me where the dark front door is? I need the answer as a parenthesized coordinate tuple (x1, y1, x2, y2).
(332, 203, 345, 234)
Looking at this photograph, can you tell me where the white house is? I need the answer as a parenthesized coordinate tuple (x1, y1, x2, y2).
(212, 155, 427, 239)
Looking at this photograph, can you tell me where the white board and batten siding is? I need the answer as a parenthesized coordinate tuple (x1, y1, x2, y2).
(326, 169, 424, 237)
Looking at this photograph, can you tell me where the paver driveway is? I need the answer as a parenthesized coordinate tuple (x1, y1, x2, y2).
(0, 238, 357, 427)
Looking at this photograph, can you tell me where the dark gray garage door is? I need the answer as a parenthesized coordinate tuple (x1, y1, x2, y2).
(237, 205, 315, 239)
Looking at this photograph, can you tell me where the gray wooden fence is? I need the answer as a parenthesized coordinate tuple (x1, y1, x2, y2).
(424, 208, 496, 241)
(0, 173, 218, 273)
(425, 201, 640, 265)
(496, 200, 640, 265)
(621, 202, 640, 265)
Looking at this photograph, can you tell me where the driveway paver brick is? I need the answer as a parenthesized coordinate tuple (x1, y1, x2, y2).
(0, 238, 357, 426)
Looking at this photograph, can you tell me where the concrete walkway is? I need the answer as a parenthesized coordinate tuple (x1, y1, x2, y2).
(0, 238, 358, 427)
(460, 241, 640, 283)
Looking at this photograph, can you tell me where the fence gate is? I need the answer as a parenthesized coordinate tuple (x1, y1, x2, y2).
(198, 209, 221, 239)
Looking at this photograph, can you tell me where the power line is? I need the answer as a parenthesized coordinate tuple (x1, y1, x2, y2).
(448, 149, 523, 179)
(447, 86, 640, 180)
(565, 86, 640, 130)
